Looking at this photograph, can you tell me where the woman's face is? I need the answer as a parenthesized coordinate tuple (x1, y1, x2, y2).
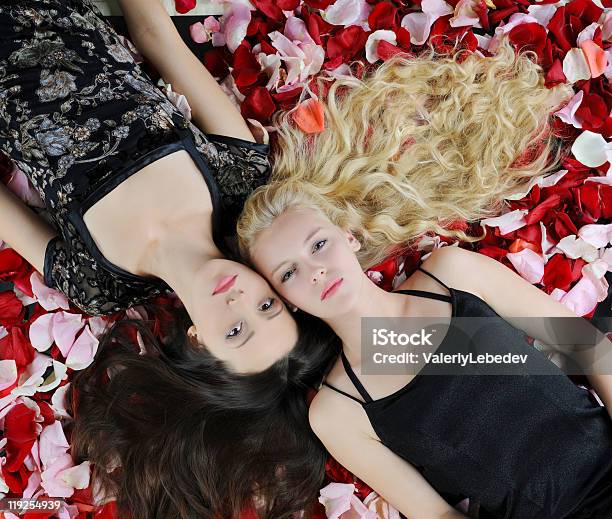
(188, 259, 298, 374)
(249, 207, 366, 319)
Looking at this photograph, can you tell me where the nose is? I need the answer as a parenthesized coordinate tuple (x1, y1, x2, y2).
(226, 288, 245, 305)
(311, 266, 326, 284)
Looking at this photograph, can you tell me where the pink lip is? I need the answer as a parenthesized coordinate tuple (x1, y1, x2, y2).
(212, 275, 238, 295)
(321, 278, 343, 301)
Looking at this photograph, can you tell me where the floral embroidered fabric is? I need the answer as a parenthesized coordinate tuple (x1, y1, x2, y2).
(0, 0, 271, 315)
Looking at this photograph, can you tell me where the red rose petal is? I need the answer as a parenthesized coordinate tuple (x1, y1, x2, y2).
(0, 291, 24, 326)
(524, 194, 562, 225)
(252, 0, 284, 23)
(241, 87, 277, 122)
(174, 0, 196, 14)
(368, 2, 398, 31)
(232, 42, 261, 88)
(547, 7, 573, 52)
(327, 26, 368, 62)
(543, 253, 574, 291)
(0, 326, 34, 371)
(508, 23, 547, 60)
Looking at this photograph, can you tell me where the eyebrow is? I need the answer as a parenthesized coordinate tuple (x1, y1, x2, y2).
(270, 227, 322, 277)
(237, 307, 283, 348)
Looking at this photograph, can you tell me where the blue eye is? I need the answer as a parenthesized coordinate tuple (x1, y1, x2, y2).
(313, 239, 327, 252)
(226, 321, 243, 339)
(281, 266, 296, 283)
(259, 297, 275, 311)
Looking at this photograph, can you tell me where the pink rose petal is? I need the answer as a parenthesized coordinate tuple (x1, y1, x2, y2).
(481, 209, 528, 235)
(40, 452, 75, 498)
(285, 16, 316, 45)
(66, 325, 99, 371)
(37, 360, 67, 393)
(526, 4, 559, 27)
(578, 224, 612, 248)
(0, 360, 17, 391)
(59, 460, 91, 490)
(506, 248, 544, 284)
(555, 235, 598, 262)
(323, 0, 371, 28)
(450, 0, 481, 28)
(224, 3, 252, 53)
(563, 48, 592, 83)
(13, 353, 53, 397)
(52, 312, 84, 357)
(30, 272, 70, 311)
(39, 421, 70, 469)
(29, 313, 55, 352)
(319, 482, 355, 518)
(554, 91, 584, 129)
(365, 30, 397, 63)
(51, 383, 71, 420)
(579, 40, 607, 79)
(23, 468, 41, 499)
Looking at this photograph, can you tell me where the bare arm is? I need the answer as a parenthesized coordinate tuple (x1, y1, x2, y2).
(0, 181, 57, 274)
(116, 0, 256, 142)
(429, 246, 612, 417)
(310, 391, 470, 519)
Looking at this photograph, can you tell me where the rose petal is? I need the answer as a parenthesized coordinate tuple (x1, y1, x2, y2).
(450, 0, 481, 28)
(40, 452, 75, 498)
(555, 235, 599, 262)
(39, 421, 70, 469)
(285, 16, 316, 45)
(52, 312, 84, 358)
(563, 47, 592, 83)
(29, 313, 55, 352)
(189, 22, 210, 44)
(481, 209, 529, 235)
(59, 460, 90, 490)
(224, 4, 252, 53)
(571, 130, 612, 168)
(0, 360, 18, 392)
(50, 382, 71, 421)
(526, 4, 559, 28)
(560, 275, 605, 316)
(37, 360, 68, 393)
(554, 90, 584, 129)
(578, 223, 612, 248)
(365, 30, 397, 63)
(13, 353, 53, 397)
(66, 325, 99, 371)
(401, 11, 435, 45)
(579, 40, 607, 78)
(323, 0, 371, 28)
(319, 482, 355, 519)
(30, 272, 70, 311)
(291, 98, 325, 134)
(506, 248, 544, 284)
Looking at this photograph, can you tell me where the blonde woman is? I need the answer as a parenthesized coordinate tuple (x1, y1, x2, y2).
(233, 36, 612, 518)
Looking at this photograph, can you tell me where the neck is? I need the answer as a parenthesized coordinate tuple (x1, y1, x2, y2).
(324, 274, 409, 368)
(142, 217, 223, 310)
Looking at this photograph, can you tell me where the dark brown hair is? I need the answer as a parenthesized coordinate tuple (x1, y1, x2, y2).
(68, 304, 340, 519)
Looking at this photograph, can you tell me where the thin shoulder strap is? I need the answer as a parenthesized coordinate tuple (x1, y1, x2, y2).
(340, 351, 373, 403)
(417, 265, 451, 292)
(321, 382, 365, 404)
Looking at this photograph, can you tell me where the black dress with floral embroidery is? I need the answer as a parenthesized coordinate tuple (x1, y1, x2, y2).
(0, 0, 271, 315)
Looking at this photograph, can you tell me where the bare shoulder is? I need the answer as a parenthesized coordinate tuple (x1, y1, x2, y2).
(398, 246, 485, 297)
(309, 386, 375, 443)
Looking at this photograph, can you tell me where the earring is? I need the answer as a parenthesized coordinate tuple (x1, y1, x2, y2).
(288, 303, 298, 313)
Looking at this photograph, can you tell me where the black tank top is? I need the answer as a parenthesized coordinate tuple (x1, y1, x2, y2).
(323, 267, 612, 519)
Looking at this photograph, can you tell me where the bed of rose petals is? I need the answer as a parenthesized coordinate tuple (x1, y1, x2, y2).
(0, 0, 610, 517)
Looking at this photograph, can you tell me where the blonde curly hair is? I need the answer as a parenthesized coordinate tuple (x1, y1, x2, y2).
(237, 35, 574, 268)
